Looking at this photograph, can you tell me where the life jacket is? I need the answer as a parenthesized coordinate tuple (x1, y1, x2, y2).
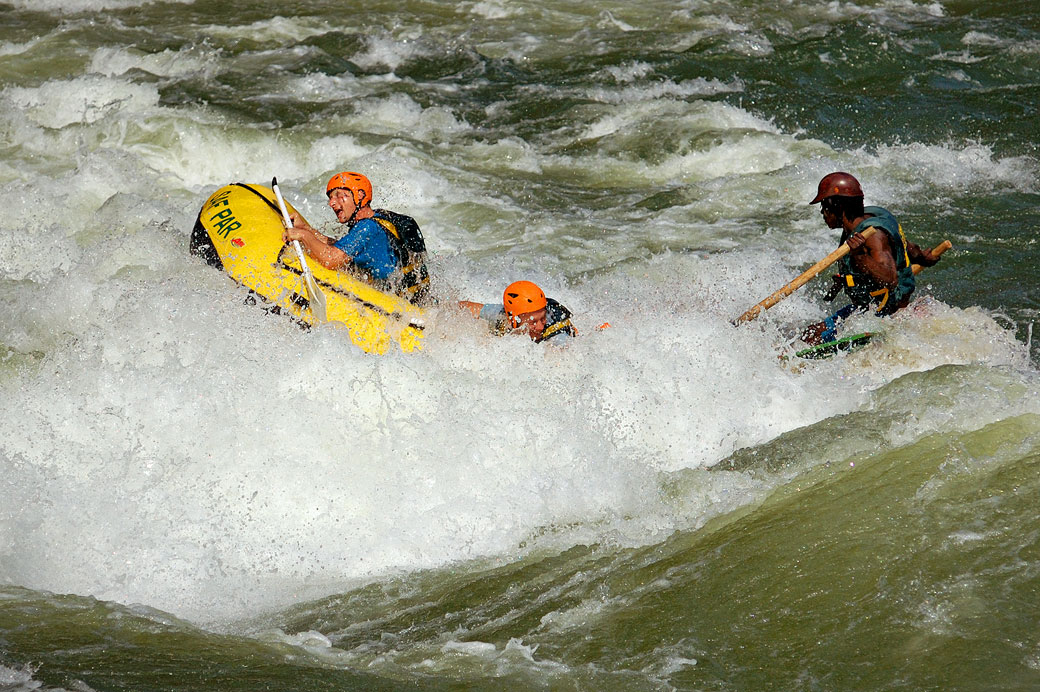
(536, 298, 578, 343)
(371, 209, 431, 306)
(837, 206, 915, 316)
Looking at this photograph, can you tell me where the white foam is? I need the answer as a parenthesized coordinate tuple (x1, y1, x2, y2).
(7, 0, 191, 11)
(350, 93, 470, 139)
(809, 0, 945, 25)
(198, 15, 333, 44)
(585, 76, 744, 105)
(442, 640, 498, 656)
(539, 100, 803, 189)
(603, 61, 655, 83)
(959, 31, 1040, 61)
(352, 34, 425, 72)
(284, 73, 366, 104)
(468, 0, 516, 21)
(0, 36, 44, 57)
(871, 142, 1039, 201)
(90, 46, 217, 79)
(0, 663, 49, 692)
(3, 76, 159, 129)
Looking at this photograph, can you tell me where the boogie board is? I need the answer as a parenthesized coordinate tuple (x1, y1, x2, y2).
(189, 182, 424, 355)
(794, 332, 874, 360)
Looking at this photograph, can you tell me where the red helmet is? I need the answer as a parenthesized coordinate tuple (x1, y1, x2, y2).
(326, 171, 372, 207)
(503, 281, 546, 326)
(810, 172, 864, 204)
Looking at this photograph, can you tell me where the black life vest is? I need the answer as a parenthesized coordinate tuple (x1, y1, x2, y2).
(536, 298, 578, 343)
(371, 209, 431, 306)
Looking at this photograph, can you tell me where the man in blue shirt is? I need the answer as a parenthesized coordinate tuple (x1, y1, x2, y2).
(282, 171, 430, 303)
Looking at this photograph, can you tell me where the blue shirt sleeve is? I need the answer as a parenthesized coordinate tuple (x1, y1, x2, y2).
(478, 303, 506, 323)
(333, 218, 398, 280)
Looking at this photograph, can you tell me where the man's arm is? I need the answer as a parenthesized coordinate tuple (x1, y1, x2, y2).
(283, 225, 350, 270)
(847, 231, 898, 287)
(458, 301, 485, 318)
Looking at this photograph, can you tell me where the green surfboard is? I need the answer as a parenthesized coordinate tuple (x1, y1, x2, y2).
(794, 332, 875, 360)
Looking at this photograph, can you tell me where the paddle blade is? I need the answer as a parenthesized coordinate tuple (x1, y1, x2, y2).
(303, 269, 328, 323)
(290, 240, 328, 323)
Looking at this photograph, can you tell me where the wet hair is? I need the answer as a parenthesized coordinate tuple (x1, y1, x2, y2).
(821, 194, 864, 221)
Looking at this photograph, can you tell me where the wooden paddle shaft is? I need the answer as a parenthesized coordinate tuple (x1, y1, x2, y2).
(734, 227, 878, 324)
(737, 233, 952, 324)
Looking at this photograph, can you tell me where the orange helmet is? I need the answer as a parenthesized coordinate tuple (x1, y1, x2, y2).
(326, 171, 372, 207)
(810, 172, 864, 204)
(503, 281, 546, 325)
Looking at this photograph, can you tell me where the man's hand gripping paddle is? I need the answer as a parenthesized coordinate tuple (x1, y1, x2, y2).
(273, 177, 328, 323)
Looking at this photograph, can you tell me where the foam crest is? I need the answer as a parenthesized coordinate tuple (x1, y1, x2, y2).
(446, 136, 543, 175)
(153, 125, 317, 188)
(0, 37, 44, 58)
(0, 663, 45, 691)
(90, 46, 217, 79)
(1, 282, 662, 620)
(284, 72, 366, 104)
(958, 31, 1040, 60)
(352, 34, 426, 72)
(1, 144, 179, 227)
(810, 0, 945, 25)
(351, 93, 470, 140)
(872, 142, 1039, 201)
(575, 99, 778, 152)
(469, 0, 517, 20)
(3, 76, 158, 129)
(585, 76, 744, 105)
(198, 16, 333, 44)
(842, 299, 1031, 380)
(541, 101, 804, 189)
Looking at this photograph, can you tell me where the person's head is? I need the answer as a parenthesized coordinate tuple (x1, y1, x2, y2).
(810, 172, 864, 229)
(503, 280, 548, 341)
(326, 171, 373, 224)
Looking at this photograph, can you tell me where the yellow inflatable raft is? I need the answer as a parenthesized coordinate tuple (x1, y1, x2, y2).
(189, 183, 424, 354)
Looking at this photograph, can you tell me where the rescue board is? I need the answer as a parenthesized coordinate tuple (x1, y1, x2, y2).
(189, 182, 424, 355)
(794, 332, 874, 360)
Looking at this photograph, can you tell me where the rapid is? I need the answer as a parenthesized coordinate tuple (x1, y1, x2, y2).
(1, 1, 1039, 690)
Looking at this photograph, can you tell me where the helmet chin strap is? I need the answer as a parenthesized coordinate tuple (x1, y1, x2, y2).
(344, 190, 365, 226)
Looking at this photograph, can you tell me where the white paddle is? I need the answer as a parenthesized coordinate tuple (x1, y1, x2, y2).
(273, 177, 327, 323)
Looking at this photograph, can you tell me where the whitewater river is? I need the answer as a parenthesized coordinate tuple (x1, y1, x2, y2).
(2, 0, 1039, 690)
